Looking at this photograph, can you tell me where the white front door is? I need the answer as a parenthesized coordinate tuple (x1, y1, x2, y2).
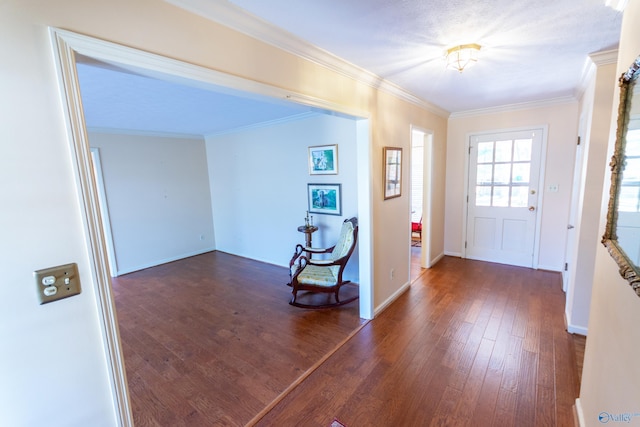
(465, 129, 543, 267)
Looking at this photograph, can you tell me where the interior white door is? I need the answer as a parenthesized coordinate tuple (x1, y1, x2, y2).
(563, 121, 586, 293)
(563, 140, 582, 291)
(465, 129, 543, 267)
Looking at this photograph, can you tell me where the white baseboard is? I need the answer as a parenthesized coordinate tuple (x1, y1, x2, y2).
(565, 310, 588, 336)
(575, 398, 585, 427)
(430, 251, 445, 266)
(567, 324, 588, 336)
(115, 247, 215, 276)
(374, 280, 411, 317)
(444, 250, 462, 257)
(536, 263, 562, 272)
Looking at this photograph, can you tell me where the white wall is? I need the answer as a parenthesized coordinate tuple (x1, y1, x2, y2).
(578, 0, 640, 425)
(1, 1, 447, 425)
(206, 114, 360, 281)
(89, 132, 215, 275)
(0, 6, 117, 426)
(445, 102, 579, 271)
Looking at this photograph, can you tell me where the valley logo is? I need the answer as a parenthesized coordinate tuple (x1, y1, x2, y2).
(599, 411, 640, 424)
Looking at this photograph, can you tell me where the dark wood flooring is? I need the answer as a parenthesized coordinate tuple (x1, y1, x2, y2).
(257, 256, 582, 427)
(411, 244, 425, 282)
(111, 251, 365, 426)
(573, 333, 586, 385)
(113, 250, 585, 426)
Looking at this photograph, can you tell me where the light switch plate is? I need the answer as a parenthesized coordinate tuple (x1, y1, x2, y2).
(34, 263, 81, 304)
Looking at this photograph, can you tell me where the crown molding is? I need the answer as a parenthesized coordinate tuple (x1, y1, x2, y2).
(451, 49, 617, 119)
(165, 0, 449, 118)
(449, 96, 578, 119)
(589, 48, 618, 66)
(575, 48, 619, 100)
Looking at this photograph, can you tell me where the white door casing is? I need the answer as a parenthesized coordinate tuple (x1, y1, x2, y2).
(50, 27, 375, 426)
(410, 127, 433, 271)
(465, 129, 544, 268)
(90, 148, 119, 277)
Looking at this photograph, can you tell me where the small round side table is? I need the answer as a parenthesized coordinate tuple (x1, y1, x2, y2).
(297, 225, 318, 248)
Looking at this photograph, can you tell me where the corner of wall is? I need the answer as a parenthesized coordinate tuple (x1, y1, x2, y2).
(575, 398, 586, 427)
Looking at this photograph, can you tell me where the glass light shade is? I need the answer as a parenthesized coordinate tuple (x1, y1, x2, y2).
(446, 44, 481, 73)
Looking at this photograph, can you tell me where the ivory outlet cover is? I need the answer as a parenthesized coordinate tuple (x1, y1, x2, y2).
(34, 263, 81, 305)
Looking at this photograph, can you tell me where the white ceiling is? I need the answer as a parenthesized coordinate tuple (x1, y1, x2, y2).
(222, 0, 623, 112)
(78, 0, 624, 136)
(76, 61, 318, 137)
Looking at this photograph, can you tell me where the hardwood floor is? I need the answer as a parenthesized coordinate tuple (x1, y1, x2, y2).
(111, 251, 365, 426)
(257, 256, 582, 427)
(411, 244, 425, 282)
(113, 250, 584, 426)
(572, 334, 586, 385)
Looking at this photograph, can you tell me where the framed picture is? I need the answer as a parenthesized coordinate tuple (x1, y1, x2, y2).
(384, 147, 402, 200)
(308, 144, 338, 175)
(308, 183, 342, 215)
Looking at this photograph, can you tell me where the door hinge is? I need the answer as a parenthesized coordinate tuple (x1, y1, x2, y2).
(469, 146, 471, 154)
(467, 195, 469, 203)
(577, 136, 581, 146)
(465, 241, 467, 249)
(564, 262, 568, 271)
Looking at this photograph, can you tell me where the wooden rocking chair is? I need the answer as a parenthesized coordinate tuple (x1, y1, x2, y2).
(287, 217, 358, 308)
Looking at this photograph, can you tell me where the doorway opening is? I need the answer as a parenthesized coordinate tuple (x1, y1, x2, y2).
(410, 127, 433, 279)
(50, 28, 374, 425)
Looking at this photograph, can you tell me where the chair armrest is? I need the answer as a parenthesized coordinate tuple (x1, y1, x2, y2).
(289, 244, 336, 275)
(289, 244, 305, 268)
(306, 259, 335, 266)
(306, 255, 350, 267)
(304, 245, 335, 254)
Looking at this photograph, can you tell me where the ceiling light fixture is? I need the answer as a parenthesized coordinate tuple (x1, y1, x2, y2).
(605, 0, 628, 11)
(446, 43, 481, 73)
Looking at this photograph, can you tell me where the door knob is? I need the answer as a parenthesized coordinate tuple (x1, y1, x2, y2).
(529, 206, 536, 212)
(568, 224, 575, 229)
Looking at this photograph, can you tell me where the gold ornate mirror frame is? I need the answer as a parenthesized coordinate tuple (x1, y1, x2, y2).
(602, 55, 640, 297)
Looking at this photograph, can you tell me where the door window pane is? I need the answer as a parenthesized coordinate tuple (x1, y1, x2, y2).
(513, 139, 532, 161)
(477, 164, 493, 184)
(494, 164, 511, 184)
(493, 186, 509, 207)
(478, 142, 493, 163)
(473, 136, 535, 208)
(495, 140, 512, 162)
(512, 163, 530, 184)
(511, 186, 528, 207)
(476, 186, 491, 206)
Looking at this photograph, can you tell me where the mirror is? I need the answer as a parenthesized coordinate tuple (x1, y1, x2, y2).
(603, 55, 640, 297)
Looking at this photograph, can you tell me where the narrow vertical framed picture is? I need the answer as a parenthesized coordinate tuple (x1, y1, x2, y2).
(384, 147, 402, 200)
(308, 183, 342, 215)
(308, 144, 338, 175)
